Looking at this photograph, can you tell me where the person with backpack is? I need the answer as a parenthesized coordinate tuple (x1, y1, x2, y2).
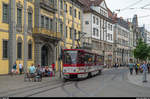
(128, 59, 134, 75)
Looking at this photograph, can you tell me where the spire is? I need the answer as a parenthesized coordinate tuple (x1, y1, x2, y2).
(132, 14, 138, 27)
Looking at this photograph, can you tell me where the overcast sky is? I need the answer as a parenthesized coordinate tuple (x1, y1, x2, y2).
(105, 0, 150, 30)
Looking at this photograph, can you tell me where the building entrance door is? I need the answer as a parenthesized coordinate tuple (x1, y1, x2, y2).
(41, 45, 49, 66)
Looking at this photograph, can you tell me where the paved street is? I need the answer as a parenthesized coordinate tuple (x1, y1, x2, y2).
(1, 67, 150, 97)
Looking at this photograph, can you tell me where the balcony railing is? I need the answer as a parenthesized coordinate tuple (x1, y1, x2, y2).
(40, 0, 56, 11)
(33, 28, 61, 39)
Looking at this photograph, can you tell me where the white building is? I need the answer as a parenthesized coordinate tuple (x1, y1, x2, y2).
(146, 31, 150, 46)
(79, 0, 114, 67)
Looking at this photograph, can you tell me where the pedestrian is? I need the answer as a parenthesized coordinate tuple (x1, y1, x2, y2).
(36, 65, 42, 81)
(147, 63, 150, 74)
(116, 63, 119, 68)
(128, 59, 134, 75)
(140, 61, 148, 83)
(29, 64, 36, 81)
(19, 62, 23, 75)
(52, 62, 55, 76)
(11, 62, 17, 76)
(135, 64, 138, 75)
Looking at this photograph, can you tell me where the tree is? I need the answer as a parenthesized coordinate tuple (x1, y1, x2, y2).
(133, 39, 150, 61)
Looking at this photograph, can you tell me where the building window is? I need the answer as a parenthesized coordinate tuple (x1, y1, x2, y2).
(93, 28, 95, 36)
(65, 3, 68, 12)
(66, 26, 68, 38)
(74, 9, 76, 18)
(27, 0, 33, 3)
(60, 0, 63, 9)
(28, 43, 32, 59)
(70, 27, 72, 39)
(17, 8, 22, 25)
(79, 11, 81, 19)
(3, 40, 8, 59)
(41, 15, 44, 28)
(60, 22, 63, 35)
(46, 17, 49, 29)
(28, 12, 32, 29)
(78, 31, 81, 39)
(74, 29, 77, 40)
(50, 19, 53, 30)
(97, 29, 99, 36)
(93, 16, 95, 24)
(110, 25, 112, 31)
(70, 6, 72, 15)
(96, 18, 99, 25)
(17, 42, 22, 59)
(3, 3, 8, 23)
(85, 21, 89, 25)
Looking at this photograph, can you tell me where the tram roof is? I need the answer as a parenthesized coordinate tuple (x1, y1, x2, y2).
(63, 49, 104, 56)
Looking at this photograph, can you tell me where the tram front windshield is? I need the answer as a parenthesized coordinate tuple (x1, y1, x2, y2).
(63, 50, 77, 64)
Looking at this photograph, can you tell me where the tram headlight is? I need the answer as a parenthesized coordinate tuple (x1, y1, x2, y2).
(76, 69, 79, 73)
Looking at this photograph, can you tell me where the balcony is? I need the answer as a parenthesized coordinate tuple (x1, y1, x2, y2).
(33, 28, 62, 40)
(40, 0, 57, 12)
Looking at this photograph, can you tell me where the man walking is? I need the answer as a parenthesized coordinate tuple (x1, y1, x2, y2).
(19, 62, 23, 75)
(128, 59, 134, 75)
(140, 61, 148, 83)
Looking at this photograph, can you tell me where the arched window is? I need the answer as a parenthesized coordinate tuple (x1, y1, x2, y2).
(17, 37, 22, 59)
(28, 40, 32, 60)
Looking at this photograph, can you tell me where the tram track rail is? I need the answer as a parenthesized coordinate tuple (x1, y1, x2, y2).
(0, 78, 61, 95)
(1, 68, 129, 97)
(1, 79, 66, 97)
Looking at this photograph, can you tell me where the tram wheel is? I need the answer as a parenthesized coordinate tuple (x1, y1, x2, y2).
(87, 72, 92, 78)
(99, 70, 102, 75)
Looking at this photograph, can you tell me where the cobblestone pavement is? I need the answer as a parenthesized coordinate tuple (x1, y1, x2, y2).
(127, 71, 150, 88)
(0, 73, 62, 95)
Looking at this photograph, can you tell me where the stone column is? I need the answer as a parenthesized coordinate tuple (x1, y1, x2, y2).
(34, 40, 42, 66)
(23, 0, 28, 73)
(9, 0, 16, 73)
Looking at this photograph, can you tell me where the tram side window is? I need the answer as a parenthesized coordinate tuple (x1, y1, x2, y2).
(97, 55, 104, 65)
(64, 53, 72, 64)
(63, 51, 77, 64)
(84, 53, 93, 64)
(78, 51, 84, 64)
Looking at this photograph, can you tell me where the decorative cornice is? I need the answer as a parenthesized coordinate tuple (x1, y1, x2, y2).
(17, 1, 23, 9)
(27, 6, 33, 13)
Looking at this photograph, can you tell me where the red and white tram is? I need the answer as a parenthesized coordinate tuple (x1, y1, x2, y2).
(62, 49, 104, 79)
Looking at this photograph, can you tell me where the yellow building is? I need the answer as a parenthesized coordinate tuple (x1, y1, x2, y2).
(0, 0, 83, 75)
(55, 0, 83, 72)
(57, 0, 83, 49)
(0, 0, 35, 74)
